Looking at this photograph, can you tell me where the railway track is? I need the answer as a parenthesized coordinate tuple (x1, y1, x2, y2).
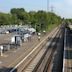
(43, 32, 61, 72)
(15, 29, 60, 72)
(48, 26, 64, 72)
(7, 26, 61, 72)
(34, 27, 61, 72)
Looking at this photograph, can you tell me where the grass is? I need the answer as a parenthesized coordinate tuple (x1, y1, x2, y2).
(47, 24, 59, 32)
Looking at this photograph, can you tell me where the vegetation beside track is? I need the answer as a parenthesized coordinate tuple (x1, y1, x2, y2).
(0, 8, 62, 32)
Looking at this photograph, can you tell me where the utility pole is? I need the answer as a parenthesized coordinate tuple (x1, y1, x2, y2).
(47, 0, 49, 12)
(51, 5, 54, 13)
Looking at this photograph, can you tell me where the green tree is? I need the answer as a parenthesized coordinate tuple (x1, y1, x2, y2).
(10, 8, 30, 25)
(0, 13, 12, 25)
(34, 10, 48, 32)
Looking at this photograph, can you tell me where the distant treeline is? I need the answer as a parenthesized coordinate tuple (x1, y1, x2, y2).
(0, 8, 62, 32)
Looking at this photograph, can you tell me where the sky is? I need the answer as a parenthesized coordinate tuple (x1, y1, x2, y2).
(0, 0, 72, 18)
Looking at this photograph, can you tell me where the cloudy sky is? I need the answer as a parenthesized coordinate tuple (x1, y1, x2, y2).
(0, 0, 72, 18)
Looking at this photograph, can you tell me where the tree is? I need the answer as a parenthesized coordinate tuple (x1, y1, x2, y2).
(34, 10, 48, 31)
(0, 13, 12, 25)
(0, 8, 62, 31)
(10, 8, 30, 25)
